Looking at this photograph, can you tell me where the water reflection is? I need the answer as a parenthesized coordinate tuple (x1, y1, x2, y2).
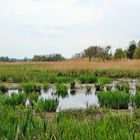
(39, 88, 98, 111)
(7, 89, 19, 96)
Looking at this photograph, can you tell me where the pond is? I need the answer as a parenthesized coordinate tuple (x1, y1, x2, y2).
(39, 88, 99, 112)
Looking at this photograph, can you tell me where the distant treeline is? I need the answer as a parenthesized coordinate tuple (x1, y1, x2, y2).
(0, 40, 140, 62)
(0, 56, 31, 62)
(72, 40, 140, 61)
(0, 54, 65, 62)
(32, 54, 65, 62)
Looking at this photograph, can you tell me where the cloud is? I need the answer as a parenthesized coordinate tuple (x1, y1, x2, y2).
(0, 0, 140, 58)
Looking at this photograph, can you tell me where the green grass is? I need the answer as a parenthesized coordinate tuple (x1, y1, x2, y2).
(79, 75, 97, 83)
(34, 99, 59, 112)
(98, 77, 112, 85)
(133, 92, 140, 108)
(98, 91, 130, 109)
(0, 105, 139, 139)
(23, 82, 41, 93)
(43, 83, 50, 91)
(56, 83, 68, 97)
(116, 82, 130, 93)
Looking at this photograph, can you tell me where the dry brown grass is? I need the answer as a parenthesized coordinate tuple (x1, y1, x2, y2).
(0, 59, 140, 70)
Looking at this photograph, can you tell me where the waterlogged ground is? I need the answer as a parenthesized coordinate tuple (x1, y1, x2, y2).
(4, 78, 140, 111)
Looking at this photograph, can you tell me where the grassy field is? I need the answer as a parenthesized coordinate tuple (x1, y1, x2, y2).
(1, 59, 140, 70)
(0, 60, 140, 139)
(0, 59, 140, 83)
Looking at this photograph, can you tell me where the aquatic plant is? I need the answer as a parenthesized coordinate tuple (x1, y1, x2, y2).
(23, 83, 41, 93)
(133, 92, 140, 108)
(43, 83, 50, 91)
(35, 99, 59, 112)
(116, 82, 130, 93)
(56, 83, 68, 97)
(98, 77, 112, 85)
(79, 75, 97, 83)
(98, 91, 130, 109)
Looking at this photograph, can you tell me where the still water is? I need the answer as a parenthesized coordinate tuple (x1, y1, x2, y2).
(39, 88, 99, 111)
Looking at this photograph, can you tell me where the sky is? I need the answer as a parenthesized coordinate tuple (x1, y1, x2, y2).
(0, 0, 140, 58)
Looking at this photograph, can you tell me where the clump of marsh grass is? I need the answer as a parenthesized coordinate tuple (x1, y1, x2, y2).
(116, 82, 130, 93)
(23, 83, 41, 93)
(79, 75, 97, 83)
(35, 99, 59, 112)
(98, 77, 112, 85)
(56, 83, 68, 97)
(98, 91, 130, 109)
(43, 83, 50, 91)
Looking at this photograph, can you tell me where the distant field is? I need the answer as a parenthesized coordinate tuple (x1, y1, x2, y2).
(0, 59, 140, 70)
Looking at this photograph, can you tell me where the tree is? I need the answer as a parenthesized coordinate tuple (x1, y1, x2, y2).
(84, 46, 112, 61)
(134, 47, 140, 59)
(114, 48, 126, 59)
(127, 41, 137, 59)
(84, 46, 98, 61)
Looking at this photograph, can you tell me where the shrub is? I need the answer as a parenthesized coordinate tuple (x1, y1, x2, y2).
(35, 99, 59, 112)
(98, 77, 112, 85)
(23, 83, 41, 93)
(98, 91, 130, 109)
(79, 75, 97, 83)
(56, 83, 68, 97)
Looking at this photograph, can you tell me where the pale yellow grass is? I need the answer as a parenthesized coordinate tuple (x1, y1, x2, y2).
(0, 59, 140, 70)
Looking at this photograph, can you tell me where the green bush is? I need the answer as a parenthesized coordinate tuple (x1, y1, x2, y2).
(56, 83, 68, 97)
(79, 75, 97, 83)
(35, 99, 59, 112)
(98, 91, 130, 109)
(23, 83, 41, 93)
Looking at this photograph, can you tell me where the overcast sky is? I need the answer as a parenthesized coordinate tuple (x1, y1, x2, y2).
(0, 0, 140, 58)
